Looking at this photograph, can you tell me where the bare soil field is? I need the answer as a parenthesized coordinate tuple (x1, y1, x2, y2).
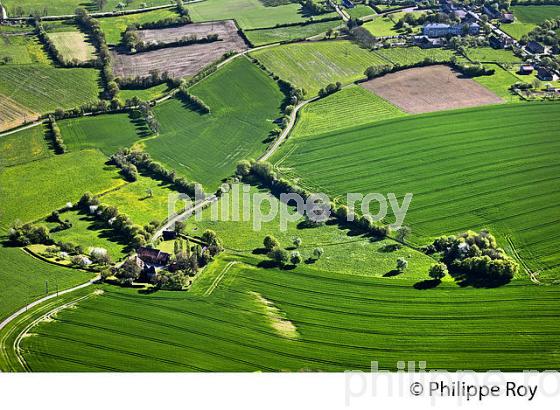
(112, 20, 248, 80)
(136, 20, 243, 45)
(360, 65, 503, 114)
(0, 94, 39, 132)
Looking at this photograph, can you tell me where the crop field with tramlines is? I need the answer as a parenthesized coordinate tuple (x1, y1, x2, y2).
(290, 85, 404, 138)
(272, 102, 560, 282)
(47, 31, 96, 63)
(244, 19, 343, 46)
(463, 47, 522, 64)
(0, 66, 101, 116)
(374, 46, 455, 66)
(11, 255, 560, 372)
(146, 57, 284, 190)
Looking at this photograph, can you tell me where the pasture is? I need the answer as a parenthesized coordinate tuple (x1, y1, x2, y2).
(98, 8, 180, 45)
(47, 31, 96, 63)
(272, 102, 560, 282)
(13, 255, 560, 371)
(188, 0, 338, 30)
(146, 57, 284, 190)
(374, 46, 454, 66)
(0, 66, 101, 117)
(360, 65, 503, 114)
(0, 34, 50, 65)
(473, 64, 524, 101)
(463, 47, 522, 64)
(3, 0, 173, 17)
(0, 150, 124, 232)
(185, 185, 435, 278)
(119, 83, 172, 103)
(290, 85, 404, 138)
(59, 113, 148, 156)
(345, 4, 375, 19)
(0, 124, 50, 167)
(244, 19, 343, 46)
(362, 14, 400, 36)
(501, 5, 560, 39)
(0, 246, 92, 321)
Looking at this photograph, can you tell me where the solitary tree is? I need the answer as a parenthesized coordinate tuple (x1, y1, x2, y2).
(396, 226, 411, 243)
(396, 257, 408, 273)
(428, 263, 448, 280)
(268, 247, 290, 267)
(263, 234, 280, 251)
(313, 247, 324, 260)
(290, 251, 302, 265)
(293, 237, 302, 248)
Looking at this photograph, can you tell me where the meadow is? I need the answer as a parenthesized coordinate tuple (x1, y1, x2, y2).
(0, 246, 92, 321)
(0, 124, 51, 167)
(501, 5, 560, 39)
(362, 14, 400, 36)
(188, 0, 338, 30)
(289, 85, 404, 138)
(59, 112, 149, 156)
(472, 64, 523, 100)
(0, 66, 101, 116)
(244, 19, 343, 46)
(184, 185, 435, 279)
(119, 83, 172, 103)
(0, 34, 50, 65)
(346, 4, 375, 19)
(12, 255, 560, 371)
(2, 0, 173, 17)
(463, 47, 522, 64)
(47, 31, 96, 63)
(146, 57, 284, 190)
(250, 43, 454, 96)
(0, 149, 124, 232)
(272, 102, 560, 282)
(98, 8, 180, 45)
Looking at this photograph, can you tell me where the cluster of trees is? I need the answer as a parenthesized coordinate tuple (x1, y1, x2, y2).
(263, 235, 323, 268)
(426, 230, 519, 284)
(177, 87, 211, 113)
(236, 160, 393, 238)
(110, 149, 139, 181)
(47, 210, 72, 232)
(300, 0, 334, 15)
(452, 59, 495, 77)
(318, 81, 342, 98)
(521, 18, 560, 46)
(364, 64, 393, 79)
(77, 192, 150, 249)
(269, 15, 340, 29)
(75, 8, 119, 99)
(138, 101, 160, 134)
(118, 69, 178, 89)
(349, 26, 379, 50)
(110, 149, 201, 197)
(126, 30, 220, 53)
(8, 222, 51, 246)
(47, 115, 66, 154)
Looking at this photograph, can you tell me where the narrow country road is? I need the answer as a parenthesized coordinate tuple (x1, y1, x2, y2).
(0, 275, 99, 333)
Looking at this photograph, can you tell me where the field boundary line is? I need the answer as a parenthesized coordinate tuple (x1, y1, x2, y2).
(506, 236, 540, 285)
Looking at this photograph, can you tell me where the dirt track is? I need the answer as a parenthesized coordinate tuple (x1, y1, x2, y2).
(360, 65, 503, 114)
(112, 20, 248, 80)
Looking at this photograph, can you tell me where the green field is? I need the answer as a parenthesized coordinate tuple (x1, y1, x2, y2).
(244, 19, 343, 46)
(345, 4, 375, 19)
(2, 0, 173, 17)
(98, 8, 180, 45)
(188, 0, 338, 30)
(59, 113, 148, 156)
(146, 57, 284, 190)
(464, 47, 522, 64)
(362, 14, 400, 36)
(119, 83, 172, 103)
(0, 246, 92, 321)
(11, 254, 560, 371)
(0, 66, 101, 115)
(251, 43, 454, 96)
(100, 174, 180, 227)
(0, 124, 51, 167)
(185, 185, 434, 278)
(501, 5, 560, 39)
(250, 41, 390, 96)
(0, 34, 50, 65)
(47, 31, 96, 63)
(290, 85, 404, 138)
(47, 210, 129, 259)
(0, 150, 124, 231)
(272, 102, 560, 282)
(473, 64, 523, 100)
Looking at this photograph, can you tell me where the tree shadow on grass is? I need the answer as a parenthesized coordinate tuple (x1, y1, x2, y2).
(383, 269, 401, 277)
(451, 272, 511, 288)
(413, 279, 441, 290)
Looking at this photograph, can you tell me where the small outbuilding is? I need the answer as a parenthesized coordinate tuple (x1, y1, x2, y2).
(518, 64, 534, 75)
(537, 67, 556, 81)
(526, 41, 545, 54)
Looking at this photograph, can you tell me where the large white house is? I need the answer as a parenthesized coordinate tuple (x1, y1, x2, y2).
(423, 22, 480, 38)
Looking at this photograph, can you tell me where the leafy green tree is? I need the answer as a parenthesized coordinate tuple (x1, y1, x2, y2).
(290, 251, 302, 265)
(396, 226, 411, 242)
(293, 237, 302, 248)
(429, 263, 448, 280)
(268, 247, 290, 267)
(313, 247, 324, 260)
(263, 234, 280, 251)
(396, 257, 408, 272)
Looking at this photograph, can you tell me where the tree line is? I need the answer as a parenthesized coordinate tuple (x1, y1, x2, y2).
(47, 115, 66, 154)
(177, 87, 211, 113)
(34, 22, 95, 68)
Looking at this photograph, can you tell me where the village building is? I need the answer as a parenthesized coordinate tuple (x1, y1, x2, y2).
(518, 64, 534, 75)
(526, 41, 545, 54)
(537, 67, 557, 81)
(162, 230, 178, 241)
(341, 0, 355, 9)
(501, 13, 514, 24)
(483, 5, 502, 20)
(413, 35, 445, 48)
(422, 22, 479, 38)
(137, 246, 171, 266)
